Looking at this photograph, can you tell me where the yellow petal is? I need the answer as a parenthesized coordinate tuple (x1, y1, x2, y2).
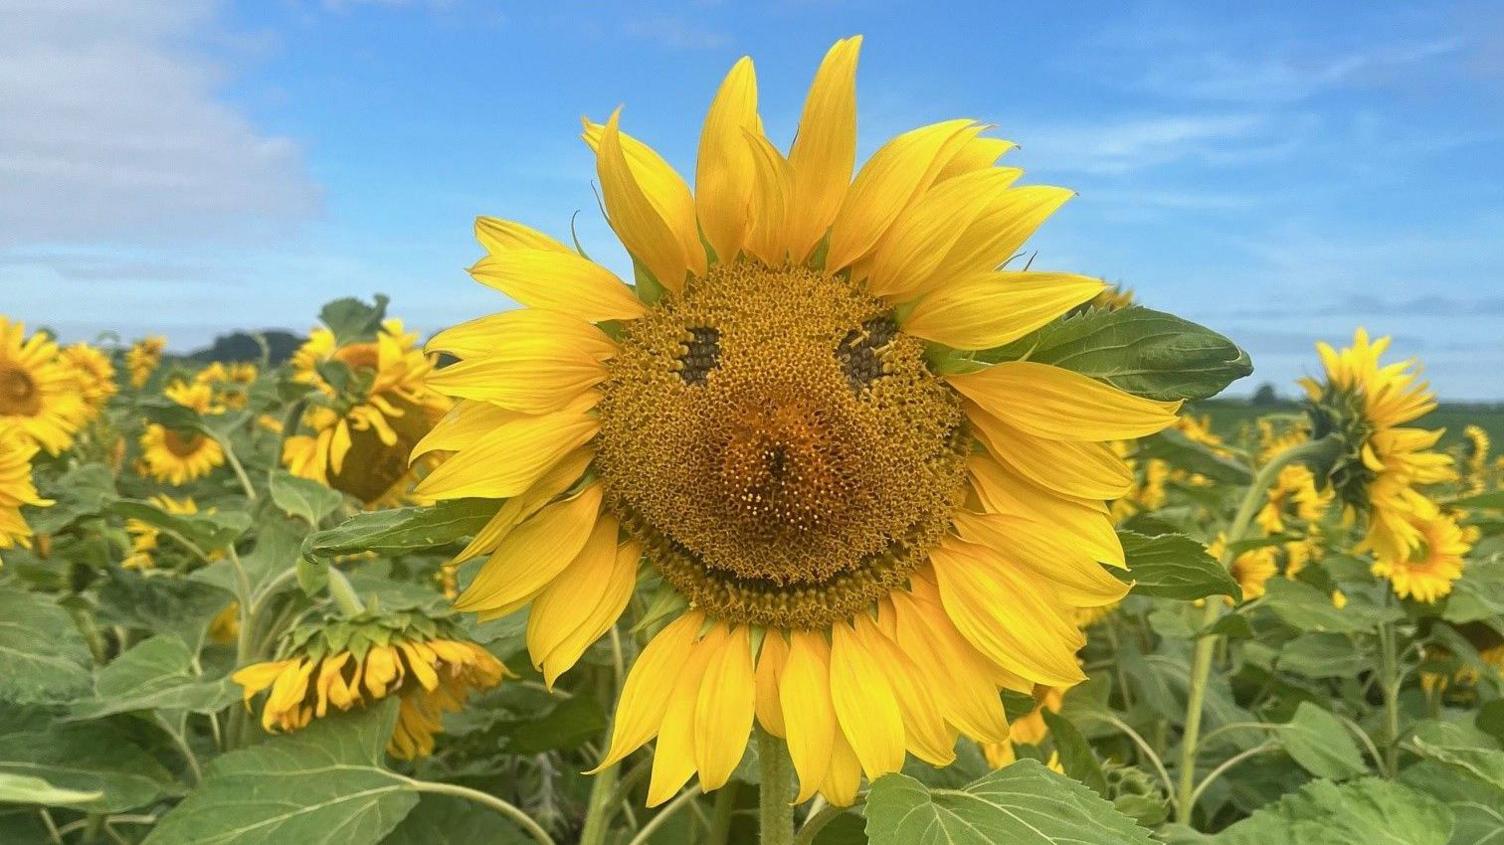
(593, 611, 704, 771)
(693, 625, 756, 791)
(824, 119, 980, 271)
(586, 110, 705, 294)
(966, 452, 1121, 567)
(888, 593, 1010, 743)
(329, 420, 352, 475)
(233, 659, 295, 704)
(921, 186, 1073, 287)
(410, 401, 523, 462)
(526, 519, 628, 686)
(902, 272, 1104, 350)
(965, 404, 1133, 500)
(425, 315, 611, 414)
(908, 571, 1034, 694)
(931, 538, 1086, 687)
(534, 538, 639, 688)
(742, 129, 793, 266)
(414, 394, 598, 500)
(819, 720, 864, 807)
(647, 623, 726, 806)
(953, 510, 1130, 607)
(829, 619, 905, 779)
(475, 217, 571, 254)
(864, 167, 1017, 299)
(782, 630, 837, 802)
(934, 136, 1017, 181)
(453, 483, 603, 613)
(448, 447, 594, 563)
(754, 631, 789, 737)
(852, 613, 955, 766)
(426, 309, 615, 362)
(469, 248, 644, 321)
(398, 641, 439, 692)
(696, 56, 761, 264)
(950, 361, 1182, 441)
(785, 36, 861, 261)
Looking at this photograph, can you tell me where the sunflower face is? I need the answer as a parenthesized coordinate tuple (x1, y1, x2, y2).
(0, 433, 51, 565)
(600, 262, 969, 629)
(0, 318, 85, 455)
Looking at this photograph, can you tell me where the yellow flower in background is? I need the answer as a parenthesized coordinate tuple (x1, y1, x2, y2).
(1303, 328, 1455, 564)
(122, 495, 202, 570)
(0, 317, 86, 455)
(1282, 526, 1326, 578)
(1256, 464, 1332, 535)
(1257, 418, 1310, 463)
(1461, 424, 1490, 492)
(233, 618, 507, 759)
(208, 602, 240, 645)
(163, 380, 224, 416)
(195, 361, 258, 410)
(1086, 285, 1135, 312)
(1231, 547, 1278, 601)
(1371, 509, 1470, 603)
(418, 38, 1183, 807)
(139, 380, 225, 486)
(127, 336, 166, 388)
(283, 319, 450, 507)
(61, 342, 118, 419)
(0, 433, 52, 567)
(1009, 685, 1066, 746)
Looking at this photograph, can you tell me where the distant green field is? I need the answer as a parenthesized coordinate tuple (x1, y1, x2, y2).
(1192, 400, 1504, 450)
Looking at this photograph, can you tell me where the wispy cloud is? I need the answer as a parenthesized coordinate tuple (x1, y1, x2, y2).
(0, 0, 319, 247)
(1019, 113, 1285, 175)
(623, 15, 729, 50)
(1138, 39, 1463, 103)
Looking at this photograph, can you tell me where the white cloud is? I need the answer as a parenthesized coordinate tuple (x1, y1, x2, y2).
(0, 0, 319, 247)
(1019, 113, 1281, 175)
(623, 15, 730, 50)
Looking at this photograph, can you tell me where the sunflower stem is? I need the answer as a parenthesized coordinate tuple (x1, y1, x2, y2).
(327, 567, 366, 616)
(757, 727, 794, 845)
(1174, 438, 1331, 824)
(207, 425, 258, 502)
(1377, 594, 1401, 777)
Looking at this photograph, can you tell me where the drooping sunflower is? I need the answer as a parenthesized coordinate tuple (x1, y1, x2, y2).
(61, 342, 118, 420)
(233, 611, 507, 759)
(122, 494, 203, 570)
(0, 317, 85, 455)
(1370, 509, 1470, 603)
(0, 433, 51, 567)
(417, 38, 1185, 806)
(1303, 328, 1456, 564)
(138, 382, 225, 486)
(283, 319, 450, 507)
(127, 336, 166, 388)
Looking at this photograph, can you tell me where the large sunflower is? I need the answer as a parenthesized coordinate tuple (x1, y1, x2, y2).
(417, 38, 1182, 807)
(0, 433, 51, 566)
(1302, 328, 1455, 564)
(283, 319, 450, 507)
(0, 317, 85, 455)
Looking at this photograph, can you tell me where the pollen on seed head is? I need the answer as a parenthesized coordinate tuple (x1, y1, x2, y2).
(596, 260, 970, 629)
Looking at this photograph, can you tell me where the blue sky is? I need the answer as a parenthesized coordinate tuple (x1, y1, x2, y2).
(3, 1, 1502, 398)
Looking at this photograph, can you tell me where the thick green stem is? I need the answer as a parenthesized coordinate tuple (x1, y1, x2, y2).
(327, 567, 367, 616)
(208, 426, 258, 502)
(1378, 618, 1401, 776)
(758, 728, 794, 845)
(578, 760, 620, 845)
(707, 780, 740, 845)
(1174, 438, 1332, 824)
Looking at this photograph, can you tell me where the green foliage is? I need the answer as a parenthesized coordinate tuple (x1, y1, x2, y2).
(1276, 703, 1367, 780)
(303, 498, 499, 559)
(70, 635, 237, 719)
(0, 587, 93, 705)
(1116, 531, 1243, 601)
(0, 721, 182, 813)
(1211, 778, 1452, 845)
(320, 294, 391, 346)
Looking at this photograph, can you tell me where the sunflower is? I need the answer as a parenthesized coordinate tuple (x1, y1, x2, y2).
(1255, 464, 1332, 535)
(127, 336, 166, 388)
(1461, 424, 1490, 492)
(418, 38, 1185, 807)
(1281, 526, 1326, 578)
(0, 433, 51, 566)
(122, 495, 203, 570)
(61, 342, 117, 419)
(1370, 509, 1470, 603)
(195, 362, 258, 410)
(1303, 329, 1455, 564)
(233, 612, 507, 759)
(283, 319, 450, 507)
(138, 384, 225, 486)
(0, 317, 85, 455)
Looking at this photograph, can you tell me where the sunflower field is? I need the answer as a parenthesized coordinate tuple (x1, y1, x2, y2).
(4, 38, 1504, 845)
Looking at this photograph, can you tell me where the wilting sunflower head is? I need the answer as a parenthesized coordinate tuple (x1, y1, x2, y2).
(1370, 509, 1470, 603)
(0, 317, 86, 456)
(232, 608, 507, 759)
(284, 318, 451, 507)
(127, 335, 166, 388)
(61, 342, 117, 418)
(1302, 329, 1455, 561)
(0, 432, 52, 566)
(418, 37, 1189, 806)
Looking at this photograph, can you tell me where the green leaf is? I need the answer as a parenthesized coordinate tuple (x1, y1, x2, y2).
(494, 692, 609, 754)
(70, 635, 237, 720)
(0, 722, 181, 813)
(1115, 531, 1242, 601)
(977, 306, 1252, 401)
(1264, 578, 1401, 633)
(112, 500, 251, 553)
(144, 700, 418, 845)
(1399, 761, 1504, 845)
(1133, 429, 1252, 484)
(379, 794, 531, 845)
(304, 498, 499, 559)
(0, 587, 92, 705)
(1277, 702, 1367, 780)
(1277, 633, 1369, 678)
(1041, 709, 1109, 796)
(320, 294, 390, 346)
(192, 513, 306, 605)
(27, 463, 117, 534)
(1211, 777, 1452, 845)
(139, 396, 204, 432)
(1408, 721, 1504, 792)
(1441, 558, 1504, 624)
(863, 760, 1155, 845)
(269, 470, 345, 526)
(0, 773, 101, 806)
(1445, 490, 1504, 509)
